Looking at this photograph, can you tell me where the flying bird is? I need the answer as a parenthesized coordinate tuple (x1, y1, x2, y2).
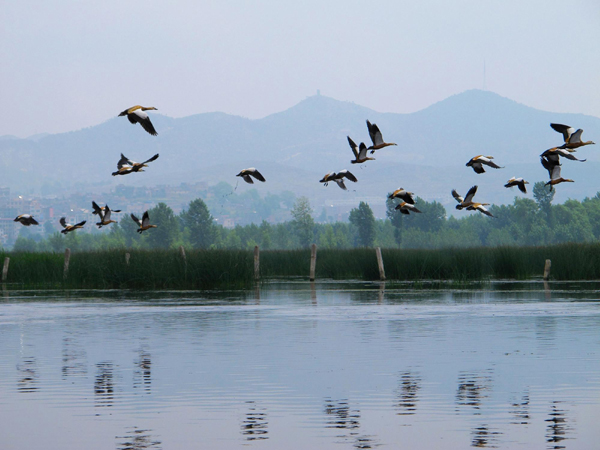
(366, 120, 397, 154)
(60, 217, 86, 234)
(131, 211, 157, 233)
(551, 123, 595, 150)
(14, 214, 39, 226)
(118, 106, 158, 136)
(320, 170, 358, 190)
(388, 188, 415, 204)
(395, 202, 421, 215)
(466, 155, 503, 174)
(541, 155, 574, 189)
(91, 201, 121, 216)
(504, 177, 529, 194)
(452, 185, 494, 217)
(236, 168, 266, 184)
(95, 204, 117, 229)
(112, 153, 159, 176)
(348, 137, 375, 164)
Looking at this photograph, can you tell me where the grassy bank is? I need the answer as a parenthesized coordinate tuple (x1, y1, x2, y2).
(1, 243, 600, 288)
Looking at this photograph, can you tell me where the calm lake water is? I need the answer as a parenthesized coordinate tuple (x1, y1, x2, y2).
(1, 281, 599, 449)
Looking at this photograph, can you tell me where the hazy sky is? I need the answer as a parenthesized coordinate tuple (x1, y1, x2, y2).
(1, 0, 599, 137)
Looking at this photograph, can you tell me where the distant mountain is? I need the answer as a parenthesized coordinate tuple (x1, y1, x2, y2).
(1, 90, 599, 217)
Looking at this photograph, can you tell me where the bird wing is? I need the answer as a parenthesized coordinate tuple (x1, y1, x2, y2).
(103, 206, 111, 222)
(74, 220, 86, 228)
(117, 154, 132, 169)
(357, 143, 368, 159)
(555, 148, 585, 162)
(451, 189, 464, 203)
(402, 192, 415, 204)
(476, 205, 494, 217)
(141, 211, 150, 228)
(339, 170, 358, 183)
(517, 181, 527, 194)
(250, 170, 266, 182)
(92, 201, 102, 216)
(242, 174, 254, 184)
(347, 136, 359, 158)
(569, 129, 583, 144)
(334, 179, 348, 190)
(550, 164, 562, 181)
(550, 123, 574, 142)
(471, 162, 485, 174)
(464, 185, 478, 203)
(132, 110, 158, 136)
(60, 217, 68, 228)
(366, 120, 383, 146)
(540, 156, 558, 178)
(30, 217, 39, 225)
(131, 213, 142, 227)
(142, 153, 160, 165)
(481, 159, 503, 169)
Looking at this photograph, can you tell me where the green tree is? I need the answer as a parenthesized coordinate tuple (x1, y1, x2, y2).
(180, 198, 216, 249)
(290, 197, 315, 248)
(349, 201, 376, 247)
(386, 196, 403, 246)
(144, 203, 180, 249)
(533, 181, 555, 219)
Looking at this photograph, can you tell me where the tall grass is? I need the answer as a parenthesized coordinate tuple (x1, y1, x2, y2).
(2, 243, 600, 288)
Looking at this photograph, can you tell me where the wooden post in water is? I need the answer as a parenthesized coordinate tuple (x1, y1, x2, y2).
(309, 244, 317, 281)
(63, 248, 71, 280)
(375, 247, 386, 281)
(125, 253, 130, 266)
(543, 259, 551, 281)
(254, 245, 260, 281)
(2, 257, 9, 282)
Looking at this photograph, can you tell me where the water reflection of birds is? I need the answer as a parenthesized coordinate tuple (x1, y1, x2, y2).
(456, 371, 492, 411)
(241, 401, 268, 441)
(545, 401, 570, 448)
(95, 362, 114, 408)
(62, 335, 87, 379)
(116, 427, 162, 450)
(134, 350, 152, 394)
(510, 393, 530, 425)
(471, 424, 501, 448)
(323, 398, 377, 449)
(395, 371, 421, 415)
(17, 357, 38, 393)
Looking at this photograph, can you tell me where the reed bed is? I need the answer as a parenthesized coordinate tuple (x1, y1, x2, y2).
(2, 243, 600, 288)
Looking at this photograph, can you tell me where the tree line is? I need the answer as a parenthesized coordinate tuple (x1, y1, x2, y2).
(10, 182, 600, 252)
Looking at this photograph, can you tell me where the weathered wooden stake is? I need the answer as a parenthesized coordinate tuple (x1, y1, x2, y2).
(63, 248, 71, 280)
(125, 253, 130, 266)
(2, 257, 10, 282)
(543, 259, 551, 281)
(309, 244, 317, 281)
(375, 247, 386, 281)
(254, 245, 260, 281)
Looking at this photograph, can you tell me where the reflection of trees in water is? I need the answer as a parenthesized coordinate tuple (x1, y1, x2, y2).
(470, 424, 501, 448)
(323, 398, 379, 449)
(61, 334, 87, 379)
(395, 371, 421, 415)
(116, 427, 162, 450)
(95, 362, 114, 407)
(134, 350, 152, 394)
(545, 401, 571, 449)
(241, 401, 268, 441)
(455, 371, 492, 412)
(17, 357, 38, 393)
(509, 392, 530, 425)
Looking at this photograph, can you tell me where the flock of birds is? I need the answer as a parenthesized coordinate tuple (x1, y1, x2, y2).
(12, 105, 596, 233)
